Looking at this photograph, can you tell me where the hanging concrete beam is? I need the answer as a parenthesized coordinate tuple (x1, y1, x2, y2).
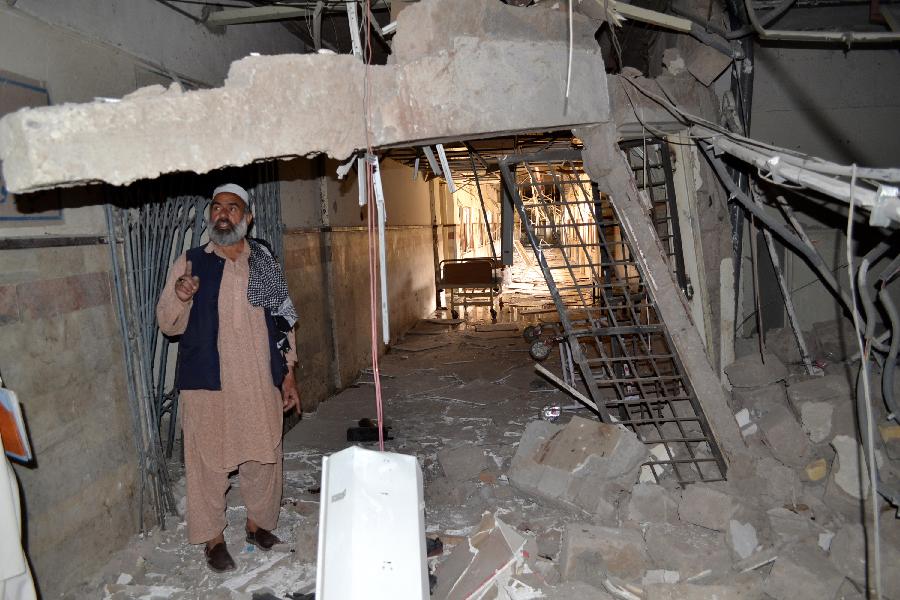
(0, 0, 609, 193)
(205, 6, 316, 26)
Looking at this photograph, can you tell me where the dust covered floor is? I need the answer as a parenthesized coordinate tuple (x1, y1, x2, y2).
(75, 254, 900, 599)
(81, 259, 590, 599)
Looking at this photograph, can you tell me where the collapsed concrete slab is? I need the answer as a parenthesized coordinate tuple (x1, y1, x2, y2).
(0, 0, 609, 193)
(508, 416, 648, 519)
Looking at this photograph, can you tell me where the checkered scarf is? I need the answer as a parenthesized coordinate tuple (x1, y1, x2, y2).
(247, 238, 298, 353)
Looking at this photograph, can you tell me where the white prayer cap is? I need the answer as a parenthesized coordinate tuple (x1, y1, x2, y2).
(212, 183, 249, 205)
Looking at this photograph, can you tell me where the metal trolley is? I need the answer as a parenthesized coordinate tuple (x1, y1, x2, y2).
(436, 258, 504, 322)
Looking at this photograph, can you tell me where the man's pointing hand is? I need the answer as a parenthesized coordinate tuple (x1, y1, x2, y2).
(175, 260, 200, 302)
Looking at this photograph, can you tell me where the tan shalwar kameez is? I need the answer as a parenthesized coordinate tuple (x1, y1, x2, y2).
(156, 242, 297, 544)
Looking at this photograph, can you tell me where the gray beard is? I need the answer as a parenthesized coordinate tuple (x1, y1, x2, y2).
(208, 217, 249, 246)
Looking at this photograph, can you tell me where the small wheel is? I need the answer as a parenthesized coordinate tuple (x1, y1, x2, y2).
(451, 310, 460, 320)
(523, 325, 540, 342)
(530, 340, 552, 362)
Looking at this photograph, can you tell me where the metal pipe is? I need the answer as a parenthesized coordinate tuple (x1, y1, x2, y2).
(468, 151, 497, 261)
(700, 143, 890, 353)
(745, 0, 900, 43)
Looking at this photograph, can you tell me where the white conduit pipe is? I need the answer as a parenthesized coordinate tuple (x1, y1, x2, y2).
(693, 125, 898, 219)
(745, 0, 900, 43)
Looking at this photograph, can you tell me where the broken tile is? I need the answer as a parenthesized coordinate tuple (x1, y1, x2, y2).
(686, 42, 733, 86)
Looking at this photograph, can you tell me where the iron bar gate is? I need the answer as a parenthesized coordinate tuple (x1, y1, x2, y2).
(499, 149, 726, 485)
(105, 163, 283, 529)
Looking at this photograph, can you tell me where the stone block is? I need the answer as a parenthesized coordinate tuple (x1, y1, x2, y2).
(758, 405, 812, 467)
(763, 543, 844, 600)
(438, 445, 491, 482)
(508, 417, 648, 516)
(677, 483, 738, 531)
(724, 353, 787, 388)
(644, 523, 731, 578)
(626, 483, 680, 524)
(559, 523, 649, 583)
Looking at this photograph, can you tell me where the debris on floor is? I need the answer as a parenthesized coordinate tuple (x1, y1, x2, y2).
(75, 257, 899, 600)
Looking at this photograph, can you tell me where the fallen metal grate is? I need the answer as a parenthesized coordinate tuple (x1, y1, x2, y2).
(499, 149, 726, 485)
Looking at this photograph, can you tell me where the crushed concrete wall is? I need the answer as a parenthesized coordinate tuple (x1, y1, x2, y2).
(0, 0, 610, 193)
(0, 242, 138, 598)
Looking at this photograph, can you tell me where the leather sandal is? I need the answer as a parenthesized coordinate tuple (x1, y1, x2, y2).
(204, 542, 236, 573)
(246, 527, 281, 550)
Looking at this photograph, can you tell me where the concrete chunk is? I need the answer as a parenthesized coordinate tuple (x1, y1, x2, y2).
(758, 405, 812, 467)
(645, 580, 765, 600)
(678, 484, 738, 532)
(724, 353, 787, 388)
(763, 543, 844, 600)
(508, 416, 648, 517)
(626, 483, 680, 524)
(559, 523, 649, 583)
(799, 402, 833, 443)
(644, 523, 731, 578)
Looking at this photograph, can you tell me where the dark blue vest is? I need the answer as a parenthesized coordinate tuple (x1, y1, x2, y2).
(176, 244, 286, 391)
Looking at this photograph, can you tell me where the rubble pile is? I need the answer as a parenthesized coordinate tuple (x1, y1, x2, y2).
(424, 350, 900, 600)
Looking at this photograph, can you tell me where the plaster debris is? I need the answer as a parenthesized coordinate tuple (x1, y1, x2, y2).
(431, 512, 542, 600)
(830, 435, 869, 499)
(727, 520, 759, 560)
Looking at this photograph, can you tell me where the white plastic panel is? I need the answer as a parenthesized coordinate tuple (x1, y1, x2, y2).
(316, 446, 428, 600)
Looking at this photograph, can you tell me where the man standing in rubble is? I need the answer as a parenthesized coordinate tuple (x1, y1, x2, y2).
(156, 183, 300, 573)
